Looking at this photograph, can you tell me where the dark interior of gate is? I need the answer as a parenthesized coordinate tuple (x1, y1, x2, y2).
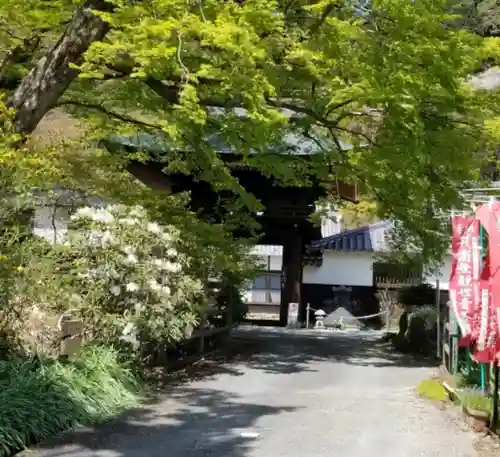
(101, 134, 357, 327)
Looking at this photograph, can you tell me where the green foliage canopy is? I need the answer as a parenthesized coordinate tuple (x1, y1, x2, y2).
(0, 0, 500, 265)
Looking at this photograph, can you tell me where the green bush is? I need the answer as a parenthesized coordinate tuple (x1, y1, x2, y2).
(405, 314, 428, 352)
(397, 284, 435, 308)
(0, 346, 140, 457)
(395, 285, 436, 351)
(410, 306, 438, 331)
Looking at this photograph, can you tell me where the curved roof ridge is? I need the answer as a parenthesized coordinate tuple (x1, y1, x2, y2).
(311, 219, 393, 252)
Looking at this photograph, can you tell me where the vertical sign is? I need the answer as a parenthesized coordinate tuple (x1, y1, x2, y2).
(287, 302, 299, 327)
(449, 216, 480, 341)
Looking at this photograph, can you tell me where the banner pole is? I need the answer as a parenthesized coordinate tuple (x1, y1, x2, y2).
(436, 279, 441, 359)
(492, 363, 499, 431)
(479, 222, 487, 392)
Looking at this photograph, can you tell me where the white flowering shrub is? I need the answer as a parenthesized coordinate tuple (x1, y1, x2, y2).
(61, 204, 205, 350)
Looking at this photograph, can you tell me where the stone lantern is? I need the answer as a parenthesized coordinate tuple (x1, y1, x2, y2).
(314, 309, 327, 329)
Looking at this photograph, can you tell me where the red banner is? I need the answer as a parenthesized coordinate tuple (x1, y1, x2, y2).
(449, 216, 480, 342)
(474, 203, 500, 362)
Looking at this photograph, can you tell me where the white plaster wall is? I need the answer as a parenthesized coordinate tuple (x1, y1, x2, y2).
(247, 290, 281, 304)
(33, 202, 452, 292)
(33, 206, 70, 243)
(321, 211, 342, 237)
(269, 255, 282, 271)
(250, 254, 282, 271)
(303, 251, 374, 286)
(423, 255, 453, 291)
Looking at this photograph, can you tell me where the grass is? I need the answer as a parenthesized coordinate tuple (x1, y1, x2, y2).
(454, 368, 483, 389)
(416, 379, 449, 402)
(460, 388, 492, 416)
(453, 372, 493, 416)
(0, 345, 140, 457)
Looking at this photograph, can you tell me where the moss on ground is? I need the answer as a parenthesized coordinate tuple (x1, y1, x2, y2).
(416, 379, 449, 402)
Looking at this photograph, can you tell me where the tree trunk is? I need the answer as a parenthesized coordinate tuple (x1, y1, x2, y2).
(7, 0, 112, 135)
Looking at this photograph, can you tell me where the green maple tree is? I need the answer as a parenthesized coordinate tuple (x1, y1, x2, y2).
(0, 0, 499, 266)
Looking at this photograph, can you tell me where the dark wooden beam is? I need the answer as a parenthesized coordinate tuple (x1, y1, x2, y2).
(280, 226, 304, 326)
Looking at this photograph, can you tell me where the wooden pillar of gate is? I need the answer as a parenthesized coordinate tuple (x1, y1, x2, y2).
(280, 226, 304, 326)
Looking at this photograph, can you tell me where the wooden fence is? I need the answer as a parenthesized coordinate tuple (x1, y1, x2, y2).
(374, 276, 422, 289)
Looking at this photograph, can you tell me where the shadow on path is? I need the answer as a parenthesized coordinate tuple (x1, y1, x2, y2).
(34, 386, 297, 457)
(32, 328, 437, 457)
(141, 328, 437, 388)
(222, 328, 438, 375)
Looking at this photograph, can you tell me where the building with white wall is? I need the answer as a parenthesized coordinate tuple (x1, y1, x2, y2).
(244, 219, 453, 317)
(243, 209, 343, 307)
(31, 188, 105, 244)
(30, 196, 452, 317)
(308, 220, 452, 289)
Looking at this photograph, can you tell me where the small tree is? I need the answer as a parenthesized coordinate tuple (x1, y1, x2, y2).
(376, 287, 399, 331)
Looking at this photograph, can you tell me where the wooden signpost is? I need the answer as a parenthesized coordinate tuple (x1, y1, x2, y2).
(58, 314, 83, 358)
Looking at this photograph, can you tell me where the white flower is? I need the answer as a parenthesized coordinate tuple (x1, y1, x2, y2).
(129, 205, 145, 217)
(71, 206, 94, 220)
(148, 279, 162, 291)
(147, 222, 161, 234)
(69, 293, 83, 304)
(133, 301, 144, 314)
(102, 264, 119, 279)
(165, 261, 181, 273)
(123, 245, 135, 255)
(110, 285, 121, 296)
(161, 232, 172, 241)
(151, 258, 181, 272)
(120, 322, 140, 349)
(92, 208, 114, 223)
(122, 322, 135, 335)
(101, 230, 114, 246)
(161, 285, 171, 296)
(166, 248, 177, 257)
(152, 258, 163, 267)
(71, 206, 114, 223)
(123, 253, 138, 265)
(126, 282, 139, 292)
(120, 217, 138, 226)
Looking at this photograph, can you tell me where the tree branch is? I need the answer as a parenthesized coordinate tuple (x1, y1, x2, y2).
(7, 0, 114, 134)
(332, 125, 377, 147)
(309, 2, 338, 35)
(143, 75, 242, 109)
(55, 100, 164, 130)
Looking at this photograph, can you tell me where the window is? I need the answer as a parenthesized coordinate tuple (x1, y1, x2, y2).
(251, 272, 282, 304)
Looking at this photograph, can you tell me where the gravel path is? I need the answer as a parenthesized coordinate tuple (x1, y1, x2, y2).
(32, 326, 480, 457)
